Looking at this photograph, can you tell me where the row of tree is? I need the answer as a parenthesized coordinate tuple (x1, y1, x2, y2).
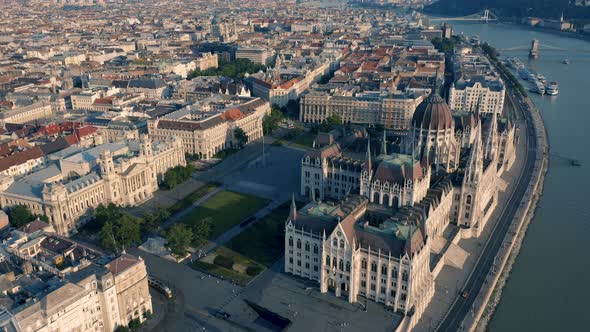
(162, 164, 195, 189)
(188, 58, 266, 79)
(164, 217, 211, 257)
(94, 204, 166, 252)
(5, 205, 49, 228)
(481, 43, 528, 97)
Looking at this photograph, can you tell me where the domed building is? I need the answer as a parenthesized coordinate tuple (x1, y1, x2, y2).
(405, 90, 459, 171)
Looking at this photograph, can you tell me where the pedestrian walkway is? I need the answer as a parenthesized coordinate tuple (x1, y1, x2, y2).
(160, 185, 225, 230)
(191, 198, 285, 260)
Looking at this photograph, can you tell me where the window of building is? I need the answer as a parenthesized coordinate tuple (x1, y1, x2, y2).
(340, 239, 344, 248)
(371, 262, 377, 273)
(362, 259, 367, 269)
(296, 239, 301, 249)
(402, 271, 408, 282)
(314, 265, 318, 272)
(333, 238, 338, 247)
(305, 242, 310, 252)
(339, 259, 344, 271)
(326, 255, 330, 266)
(313, 244, 319, 254)
(288, 237, 293, 246)
(381, 265, 387, 275)
(371, 284, 376, 291)
(381, 287, 386, 294)
(361, 280, 366, 288)
(297, 260, 301, 266)
(346, 262, 351, 272)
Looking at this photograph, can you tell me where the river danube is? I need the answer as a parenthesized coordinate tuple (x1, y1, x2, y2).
(448, 22, 590, 331)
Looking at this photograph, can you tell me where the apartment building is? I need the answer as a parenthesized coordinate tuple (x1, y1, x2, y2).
(148, 97, 269, 159)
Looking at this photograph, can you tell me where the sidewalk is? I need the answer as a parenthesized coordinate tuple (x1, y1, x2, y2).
(189, 198, 286, 260)
(160, 185, 225, 230)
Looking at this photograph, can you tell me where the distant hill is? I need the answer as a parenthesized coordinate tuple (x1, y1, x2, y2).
(423, 0, 590, 21)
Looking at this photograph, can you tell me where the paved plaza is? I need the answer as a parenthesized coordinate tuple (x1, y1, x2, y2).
(133, 246, 402, 332)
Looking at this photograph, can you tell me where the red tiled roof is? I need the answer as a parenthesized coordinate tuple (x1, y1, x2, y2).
(106, 253, 140, 275)
(65, 134, 80, 145)
(0, 146, 43, 172)
(222, 108, 246, 121)
(75, 125, 97, 138)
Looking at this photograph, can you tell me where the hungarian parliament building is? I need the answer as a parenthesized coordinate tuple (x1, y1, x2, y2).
(285, 89, 517, 329)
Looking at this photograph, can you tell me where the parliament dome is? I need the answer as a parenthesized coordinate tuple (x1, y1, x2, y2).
(411, 92, 453, 131)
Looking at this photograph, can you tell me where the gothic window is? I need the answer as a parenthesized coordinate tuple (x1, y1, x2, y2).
(333, 238, 338, 247)
(288, 237, 293, 246)
(371, 262, 377, 273)
(361, 259, 367, 269)
(381, 265, 387, 275)
(339, 259, 344, 271)
(313, 244, 319, 254)
(333, 257, 337, 267)
(402, 271, 408, 282)
(392, 267, 398, 277)
(305, 242, 310, 252)
(339, 239, 344, 248)
(346, 261, 351, 272)
(296, 239, 301, 249)
(466, 195, 472, 205)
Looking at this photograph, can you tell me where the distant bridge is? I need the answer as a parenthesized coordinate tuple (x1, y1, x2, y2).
(428, 10, 497, 22)
(499, 42, 590, 54)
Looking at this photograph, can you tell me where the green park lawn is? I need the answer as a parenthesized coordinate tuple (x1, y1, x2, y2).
(167, 182, 220, 215)
(178, 190, 269, 239)
(226, 201, 294, 267)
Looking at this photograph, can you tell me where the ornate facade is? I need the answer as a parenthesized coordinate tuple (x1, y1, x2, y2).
(148, 97, 269, 159)
(0, 135, 185, 236)
(292, 88, 517, 326)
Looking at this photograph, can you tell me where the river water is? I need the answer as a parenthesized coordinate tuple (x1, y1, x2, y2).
(447, 22, 590, 331)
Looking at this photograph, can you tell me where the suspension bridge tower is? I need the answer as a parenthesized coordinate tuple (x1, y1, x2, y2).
(483, 9, 489, 23)
(529, 39, 539, 58)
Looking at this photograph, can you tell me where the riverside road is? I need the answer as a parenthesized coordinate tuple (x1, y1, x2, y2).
(437, 89, 538, 331)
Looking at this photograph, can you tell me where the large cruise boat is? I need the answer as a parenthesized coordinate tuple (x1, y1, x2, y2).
(546, 81, 559, 95)
(518, 67, 531, 80)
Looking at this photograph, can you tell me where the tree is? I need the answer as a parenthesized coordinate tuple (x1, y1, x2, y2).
(234, 127, 248, 148)
(262, 107, 284, 134)
(431, 37, 455, 54)
(319, 114, 342, 132)
(162, 165, 194, 189)
(166, 223, 193, 257)
(7, 205, 33, 228)
(114, 326, 130, 332)
(99, 214, 143, 253)
(100, 221, 117, 252)
(192, 217, 212, 247)
(128, 318, 142, 331)
(143, 208, 170, 233)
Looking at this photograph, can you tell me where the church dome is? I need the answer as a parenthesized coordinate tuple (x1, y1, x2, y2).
(412, 92, 453, 131)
